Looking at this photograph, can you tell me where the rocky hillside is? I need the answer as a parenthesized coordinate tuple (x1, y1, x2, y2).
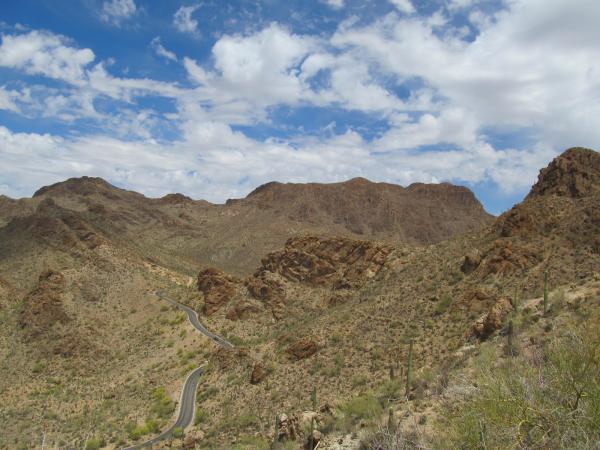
(168, 147, 600, 449)
(1, 147, 598, 449)
(1, 175, 492, 277)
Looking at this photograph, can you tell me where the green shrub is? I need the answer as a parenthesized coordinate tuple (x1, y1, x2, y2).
(439, 331, 600, 449)
(338, 393, 383, 430)
(172, 426, 184, 438)
(85, 437, 106, 450)
(434, 294, 453, 315)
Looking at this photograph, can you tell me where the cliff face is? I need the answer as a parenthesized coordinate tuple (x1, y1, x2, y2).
(527, 147, 600, 198)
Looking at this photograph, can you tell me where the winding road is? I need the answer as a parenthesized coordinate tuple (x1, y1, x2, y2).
(123, 290, 233, 449)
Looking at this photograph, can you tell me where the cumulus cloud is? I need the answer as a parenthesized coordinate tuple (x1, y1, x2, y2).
(323, 0, 345, 9)
(389, 0, 415, 14)
(100, 0, 137, 25)
(150, 37, 177, 62)
(174, 5, 200, 35)
(0, 86, 19, 112)
(0, 31, 94, 85)
(3, 0, 600, 212)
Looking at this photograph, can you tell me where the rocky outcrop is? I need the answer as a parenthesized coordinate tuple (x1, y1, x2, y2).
(276, 413, 300, 442)
(259, 236, 391, 289)
(286, 338, 318, 360)
(528, 147, 600, 198)
(472, 297, 514, 340)
(460, 251, 481, 274)
(158, 193, 193, 204)
(19, 270, 70, 341)
(197, 268, 237, 316)
(226, 300, 261, 321)
(245, 271, 285, 303)
(479, 240, 539, 278)
(250, 362, 267, 384)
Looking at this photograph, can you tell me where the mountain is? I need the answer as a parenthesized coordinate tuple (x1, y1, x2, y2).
(1, 175, 492, 277)
(1, 148, 598, 449)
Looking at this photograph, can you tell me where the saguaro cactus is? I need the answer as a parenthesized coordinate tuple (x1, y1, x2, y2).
(273, 414, 280, 448)
(405, 339, 414, 397)
(543, 269, 549, 315)
(388, 407, 397, 432)
(507, 319, 515, 357)
(309, 386, 317, 449)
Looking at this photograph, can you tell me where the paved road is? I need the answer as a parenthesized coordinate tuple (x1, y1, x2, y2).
(122, 291, 233, 449)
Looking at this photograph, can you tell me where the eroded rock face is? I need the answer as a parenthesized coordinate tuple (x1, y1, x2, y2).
(460, 251, 481, 274)
(286, 338, 318, 360)
(226, 301, 261, 321)
(197, 267, 236, 316)
(259, 236, 391, 289)
(528, 147, 600, 198)
(472, 297, 514, 340)
(19, 270, 69, 341)
(245, 270, 285, 303)
(480, 240, 539, 278)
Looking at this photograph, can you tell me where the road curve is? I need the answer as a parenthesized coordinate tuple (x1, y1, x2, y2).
(122, 290, 233, 449)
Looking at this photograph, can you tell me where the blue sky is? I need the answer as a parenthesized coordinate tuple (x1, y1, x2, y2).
(1, 0, 599, 214)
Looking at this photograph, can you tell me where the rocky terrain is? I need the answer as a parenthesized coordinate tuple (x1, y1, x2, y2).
(0, 147, 599, 449)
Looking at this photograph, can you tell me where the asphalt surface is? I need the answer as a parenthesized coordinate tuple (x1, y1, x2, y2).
(122, 291, 233, 449)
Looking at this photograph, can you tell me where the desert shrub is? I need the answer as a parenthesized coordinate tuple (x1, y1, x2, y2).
(360, 426, 427, 450)
(172, 426, 184, 438)
(337, 393, 383, 430)
(439, 330, 600, 449)
(151, 387, 175, 419)
(434, 294, 452, 315)
(231, 434, 270, 449)
(84, 437, 106, 450)
(195, 408, 209, 426)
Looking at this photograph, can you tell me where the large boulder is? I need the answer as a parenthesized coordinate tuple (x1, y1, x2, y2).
(197, 267, 237, 316)
(286, 338, 318, 360)
(472, 297, 514, 340)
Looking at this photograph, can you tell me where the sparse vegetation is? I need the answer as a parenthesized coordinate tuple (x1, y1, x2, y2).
(440, 331, 600, 449)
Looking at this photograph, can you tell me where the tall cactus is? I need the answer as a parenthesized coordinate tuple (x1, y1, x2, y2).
(543, 269, 549, 315)
(309, 386, 317, 449)
(388, 407, 397, 432)
(273, 414, 280, 448)
(405, 339, 414, 397)
(507, 319, 515, 357)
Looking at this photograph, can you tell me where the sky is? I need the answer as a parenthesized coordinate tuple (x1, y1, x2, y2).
(1, 0, 599, 214)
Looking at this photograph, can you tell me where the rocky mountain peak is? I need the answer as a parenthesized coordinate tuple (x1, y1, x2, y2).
(528, 147, 600, 198)
(33, 176, 120, 198)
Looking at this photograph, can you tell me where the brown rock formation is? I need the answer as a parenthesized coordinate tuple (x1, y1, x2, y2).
(286, 338, 318, 360)
(472, 297, 514, 340)
(250, 362, 267, 384)
(19, 270, 70, 341)
(197, 268, 237, 316)
(528, 147, 600, 198)
(226, 301, 261, 320)
(259, 235, 391, 289)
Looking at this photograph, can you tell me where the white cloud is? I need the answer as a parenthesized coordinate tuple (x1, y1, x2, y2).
(3, 0, 600, 208)
(150, 37, 177, 62)
(0, 86, 19, 112)
(101, 0, 137, 25)
(174, 5, 200, 35)
(0, 31, 94, 85)
(323, 0, 345, 9)
(389, 0, 415, 14)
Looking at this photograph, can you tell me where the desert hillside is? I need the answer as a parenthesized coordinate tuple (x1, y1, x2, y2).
(0, 148, 599, 449)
